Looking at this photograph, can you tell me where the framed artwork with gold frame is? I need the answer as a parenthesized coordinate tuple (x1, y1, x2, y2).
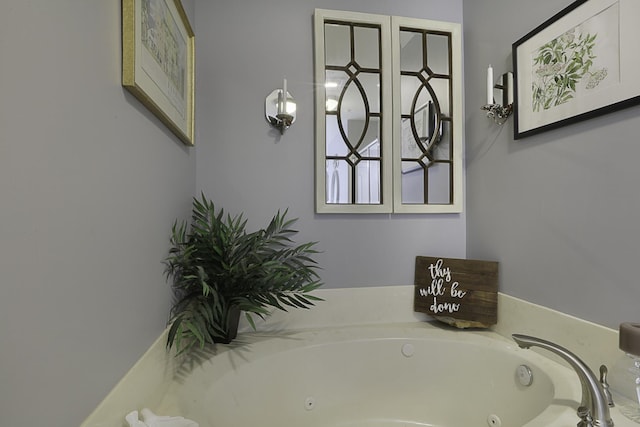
(122, 0, 195, 145)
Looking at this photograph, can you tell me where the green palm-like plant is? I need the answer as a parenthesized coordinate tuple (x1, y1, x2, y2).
(164, 194, 323, 354)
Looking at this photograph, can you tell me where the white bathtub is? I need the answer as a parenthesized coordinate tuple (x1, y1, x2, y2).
(155, 322, 582, 427)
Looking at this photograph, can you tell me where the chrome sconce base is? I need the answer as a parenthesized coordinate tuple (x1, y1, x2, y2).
(482, 70, 513, 125)
(265, 78, 296, 135)
(481, 103, 513, 125)
(267, 113, 294, 134)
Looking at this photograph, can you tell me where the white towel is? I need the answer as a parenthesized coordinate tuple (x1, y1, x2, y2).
(125, 411, 146, 427)
(125, 409, 198, 427)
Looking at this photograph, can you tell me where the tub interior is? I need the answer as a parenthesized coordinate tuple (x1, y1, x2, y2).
(158, 326, 579, 427)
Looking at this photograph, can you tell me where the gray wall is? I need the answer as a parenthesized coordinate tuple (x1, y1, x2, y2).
(0, 1, 196, 426)
(13, 0, 637, 426)
(195, 0, 466, 289)
(464, 0, 640, 329)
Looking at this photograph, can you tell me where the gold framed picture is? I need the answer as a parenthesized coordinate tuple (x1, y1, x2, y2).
(122, 0, 195, 145)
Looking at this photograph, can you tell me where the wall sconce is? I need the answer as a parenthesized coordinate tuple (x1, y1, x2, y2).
(481, 65, 513, 125)
(266, 78, 296, 134)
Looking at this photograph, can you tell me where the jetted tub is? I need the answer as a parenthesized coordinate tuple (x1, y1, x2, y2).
(155, 323, 581, 427)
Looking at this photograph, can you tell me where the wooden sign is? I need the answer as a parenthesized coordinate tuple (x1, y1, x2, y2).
(414, 256, 498, 328)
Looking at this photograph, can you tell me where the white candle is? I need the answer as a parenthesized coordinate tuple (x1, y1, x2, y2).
(507, 72, 514, 105)
(277, 91, 283, 116)
(282, 78, 288, 114)
(486, 65, 493, 105)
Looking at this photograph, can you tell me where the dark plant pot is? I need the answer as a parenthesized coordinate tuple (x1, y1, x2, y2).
(217, 305, 241, 344)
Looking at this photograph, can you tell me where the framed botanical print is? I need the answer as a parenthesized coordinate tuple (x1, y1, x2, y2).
(513, 0, 640, 139)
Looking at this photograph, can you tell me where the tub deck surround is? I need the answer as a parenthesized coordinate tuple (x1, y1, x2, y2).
(79, 330, 180, 427)
(80, 285, 630, 427)
(494, 292, 621, 375)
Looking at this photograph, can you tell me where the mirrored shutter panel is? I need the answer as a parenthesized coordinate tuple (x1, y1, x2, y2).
(325, 21, 382, 205)
(392, 17, 462, 213)
(315, 11, 459, 214)
(399, 28, 452, 204)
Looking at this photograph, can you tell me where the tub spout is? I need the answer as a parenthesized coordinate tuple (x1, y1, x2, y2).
(512, 334, 614, 427)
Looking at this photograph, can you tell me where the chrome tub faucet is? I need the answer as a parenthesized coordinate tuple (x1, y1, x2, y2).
(512, 334, 614, 427)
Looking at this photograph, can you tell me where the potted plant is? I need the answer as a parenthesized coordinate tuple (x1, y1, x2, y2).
(163, 194, 323, 354)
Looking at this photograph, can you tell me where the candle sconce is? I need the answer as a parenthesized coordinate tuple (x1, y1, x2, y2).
(266, 79, 296, 134)
(482, 71, 513, 125)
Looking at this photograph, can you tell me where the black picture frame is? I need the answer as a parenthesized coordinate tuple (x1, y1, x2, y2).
(512, 0, 640, 139)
